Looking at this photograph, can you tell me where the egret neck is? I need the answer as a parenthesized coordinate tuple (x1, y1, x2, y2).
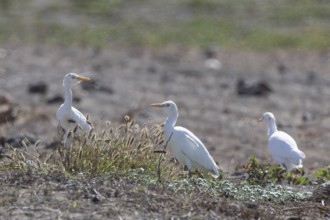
(164, 108, 178, 139)
(63, 82, 73, 109)
(267, 119, 277, 137)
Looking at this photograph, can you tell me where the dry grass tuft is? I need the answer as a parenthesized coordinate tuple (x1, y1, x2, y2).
(1, 120, 176, 179)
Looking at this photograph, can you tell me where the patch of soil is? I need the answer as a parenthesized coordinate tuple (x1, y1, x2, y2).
(0, 171, 328, 219)
(1, 45, 330, 218)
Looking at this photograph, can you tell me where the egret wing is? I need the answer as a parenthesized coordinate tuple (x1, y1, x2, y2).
(268, 131, 305, 163)
(176, 127, 219, 176)
(71, 107, 92, 132)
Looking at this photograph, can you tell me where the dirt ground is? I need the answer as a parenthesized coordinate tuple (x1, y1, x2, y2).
(1, 44, 330, 219)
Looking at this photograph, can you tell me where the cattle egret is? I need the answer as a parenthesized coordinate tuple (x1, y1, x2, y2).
(259, 112, 305, 171)
(151, 100, 220, 178)
(56, 73, 92, 142)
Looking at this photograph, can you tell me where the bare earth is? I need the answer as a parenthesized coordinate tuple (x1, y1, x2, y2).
(1, 45, 330, 219)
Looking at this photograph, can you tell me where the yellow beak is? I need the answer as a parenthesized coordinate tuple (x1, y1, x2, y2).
(257, 116, 264, 122)
(77, 76, 91, 81)
(150, 103, 164, 108)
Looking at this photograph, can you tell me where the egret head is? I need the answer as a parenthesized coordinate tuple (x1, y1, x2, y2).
(258, 112, 276, 124)
(150, 100, 178, 114)
(63, 73, 91, 87)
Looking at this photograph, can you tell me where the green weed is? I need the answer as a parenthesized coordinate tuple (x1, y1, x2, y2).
(244, 156, 309, 186)
(313, 166, 330, 183)
(167, 178, 312, 203)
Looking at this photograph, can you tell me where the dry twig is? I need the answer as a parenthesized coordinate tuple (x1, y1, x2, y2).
(155, 132, 173, 182)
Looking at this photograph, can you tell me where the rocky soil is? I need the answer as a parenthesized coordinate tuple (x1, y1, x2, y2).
(1, 45, 330, 218)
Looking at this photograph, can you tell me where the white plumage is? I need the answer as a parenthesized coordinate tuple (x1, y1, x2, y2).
(151, 100, 220, 178)
(259, 112, 305, 170)
(56, 73, 92, 140)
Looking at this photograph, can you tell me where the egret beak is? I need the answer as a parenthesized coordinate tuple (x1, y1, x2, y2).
(257, 116, 264, 122)
(77, 76, 91, 81)
(150, 103, 164, 108)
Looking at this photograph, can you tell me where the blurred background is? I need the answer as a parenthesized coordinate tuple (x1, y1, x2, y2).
(1, 0, 330, 173)
(1, 0, 330, 49)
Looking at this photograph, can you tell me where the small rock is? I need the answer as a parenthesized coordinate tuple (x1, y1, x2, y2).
(92, 196, 101, 204)
(228, 203, 241, 215)
(0, 93, 16, 124)
(28, 81, 48, 94)
(236, 78, 272, 96)
(277, 63, 287, 75)
(113, 189, 120, 197)
(245, 202, 258, 209)
(306, 71, 317, 83)
(204, 58, 222, 70)
(148, 63, 161, 74)
(46, 95, 80, 104)
(0, 133, 37, 148)
(45, 140, 62, 149)
(46, 95, 64, 104)
(302, 111, 313, 122)
(204, 47, 217, 59)
(0, 93, 12, 105)
(81, 80, 114, 94)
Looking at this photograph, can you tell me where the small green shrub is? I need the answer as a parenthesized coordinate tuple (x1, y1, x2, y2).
(313, 166, 330, 183)
(244, 156, 309, 186)
(245, 156, 271, 186)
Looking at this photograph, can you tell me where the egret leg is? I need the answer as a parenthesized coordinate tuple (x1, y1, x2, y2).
(188, 170, 192, 178)
(63, 131, 73, 148)
(183, 165, 192, 178)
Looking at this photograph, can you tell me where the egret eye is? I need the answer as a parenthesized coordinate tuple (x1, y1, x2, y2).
(166, 104, 170, 107)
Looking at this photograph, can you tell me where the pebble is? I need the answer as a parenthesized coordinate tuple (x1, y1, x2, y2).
(28, 81, 48, 94)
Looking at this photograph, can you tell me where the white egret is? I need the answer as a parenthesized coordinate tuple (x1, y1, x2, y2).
(151, 100, 220, 178)
(56, 73, 92, 141)
(258, 112, 305, 171)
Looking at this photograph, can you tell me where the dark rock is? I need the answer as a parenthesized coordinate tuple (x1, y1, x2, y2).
(306, 71, 317, 83)
(113, 189, 120, 197)
(81, 80, 114, 94)
(245, 202, 258, 209)
(277, 63, 287, 75)
(0, 104, 16, 124)
(0, 133, 37, 148)
(46, 95, 80, 104)
(0, 93, 16, 124)
(236, 78, 272, 96)
(46, 95, 64, 104)
(204, 47, 217, 59)
(73, 97, 81, 103)
(92, 196, 101, 204)
(28, 81, 48, 94)
(148, 63, 161, 74)
(0, 93, 12, 105)
(302, 111, 314, 122)
(45, 140, 62, 149)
